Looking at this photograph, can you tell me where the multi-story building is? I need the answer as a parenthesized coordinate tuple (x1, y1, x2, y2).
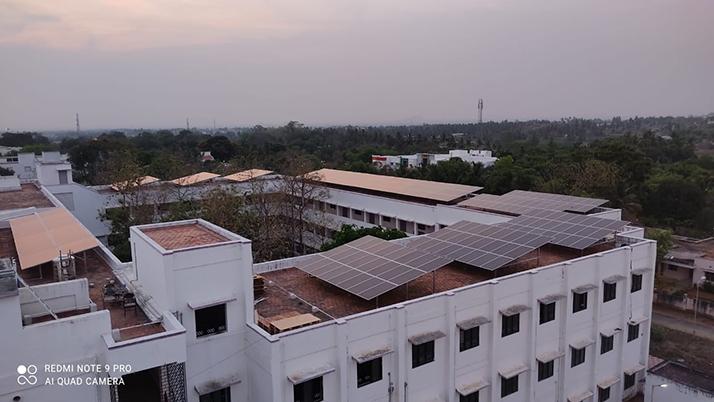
(0, 168, 654, 402)
(0, 151, 73, 183)
(371, 150, 498, 170)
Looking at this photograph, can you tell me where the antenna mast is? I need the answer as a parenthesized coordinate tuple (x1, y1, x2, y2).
(477, 99, 483, 124)
(75, 113, 80, 134)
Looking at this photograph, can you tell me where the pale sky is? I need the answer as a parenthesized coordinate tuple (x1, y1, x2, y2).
(1, 0, 713, 131)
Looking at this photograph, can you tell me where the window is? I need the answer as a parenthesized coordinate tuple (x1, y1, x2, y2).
(412, 340, 435, 368)
(340, 207, 349, 217)
(200, 387, 231, 402)
(571, 347, 586, 367)
(667, 265, 678, 271)
(357, 357, 382, 388)
(294, 377, 323, 402)
(460, 391, 479, 402)
(460, 326, 479, 352)
(537, 360, 554, 381)
(502, 313, 520, 337)
(706, 272, 714, 282)
(195, 304, 227, 338)
(624, 373, 636, 389)
(598, 386, 610, 402)
(631, 274, 642, 293)
(539, 302, 556, 324)
(603, 282, 617, 303)
(382, 216, 392, 223)
(627, 323, 639, 342)
(573, 292, 588, 313)
(600, 334, 614, 354)
(501, 375, 518, 397)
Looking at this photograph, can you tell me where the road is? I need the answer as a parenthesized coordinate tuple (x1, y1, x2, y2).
(652, 309, 714, 341)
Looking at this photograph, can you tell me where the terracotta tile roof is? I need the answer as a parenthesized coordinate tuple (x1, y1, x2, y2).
(142, 223, 229, 250)
(110, 175, 160, 191)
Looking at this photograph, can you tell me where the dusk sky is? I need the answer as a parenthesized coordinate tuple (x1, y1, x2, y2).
(1, 0, 713, 131)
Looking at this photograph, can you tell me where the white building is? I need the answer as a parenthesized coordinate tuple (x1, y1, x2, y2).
(372, 150, 498, 169)
(0, 151, 72, 183)
(0, 169, 655, 402)
(645, 360, 714, 402)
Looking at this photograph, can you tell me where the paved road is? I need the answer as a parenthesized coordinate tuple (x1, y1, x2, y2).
(652, 310, 714, 341)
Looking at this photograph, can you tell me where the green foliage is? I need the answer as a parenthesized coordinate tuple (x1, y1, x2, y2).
(321, 225, 408, 251)
(0, 166, 14, 176)
(650, 325, 665, 343)
(645, 228, 673, 263)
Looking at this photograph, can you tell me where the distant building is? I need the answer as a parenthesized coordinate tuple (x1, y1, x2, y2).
(0, 151, 72, 183)
(200, 151, 215, 163)
(372, 149, 497, 169)
(660, 237, 714, 287)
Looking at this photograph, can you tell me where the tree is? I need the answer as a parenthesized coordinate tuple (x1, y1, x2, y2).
(199, 136, 236, 162)
(0, 166, 14, 176)
(321, 225, 407, 251)
(645, 228, 673, 271)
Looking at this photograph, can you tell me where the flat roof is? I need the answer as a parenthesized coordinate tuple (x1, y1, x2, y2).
(142, 222, 230, 250)
(0, 183, 54, 211)
(669, 238, 714, 259)
(650, 361, 714, 395)
(256, 242, 614, 327)
(110, 175, 160, 191)
(310, 168, 482, 204)
(223, 169, 273, 182)
(459, 190, 607, 215)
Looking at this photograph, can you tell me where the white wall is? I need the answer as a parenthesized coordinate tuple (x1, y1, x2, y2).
(245, 237, 656, 402)
(646, 371, 714, 402)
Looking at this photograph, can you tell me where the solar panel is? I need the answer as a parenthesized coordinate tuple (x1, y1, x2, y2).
(458, 191, 608, 215)
(497, 210, 628, 250)
(295, 236, 452, 300)
(406, 221, 550, 271)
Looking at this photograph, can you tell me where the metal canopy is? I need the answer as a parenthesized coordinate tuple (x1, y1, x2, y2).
(406, 220, 550, 271)
(459, 190, 608, 215)
(497, 209, 629, 250)
(295, 236, 451, 300)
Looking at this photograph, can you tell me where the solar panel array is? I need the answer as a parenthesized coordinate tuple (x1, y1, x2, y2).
(459, 190, 608, 215)
(295, 236, 452, 300)
(497, 209, 628, 250)
(406, 220, 551, 271)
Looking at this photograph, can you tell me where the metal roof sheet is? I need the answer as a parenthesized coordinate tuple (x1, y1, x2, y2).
(10, 208, 99, 269)
(170, 172, 220, 186)
(310, 168, 481, 203)
(222, 169, 273, 182)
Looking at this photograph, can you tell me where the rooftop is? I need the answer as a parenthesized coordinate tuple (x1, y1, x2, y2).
(255, 242, 613, 330)
(309, 168, 482, 204)
(0, 183, 54, 211)
(170, 171, 220, 186)
(141, 222, 230, 250)
(649, 361, 714, 396)
(0, 230, 160, 338)
(668, 237, 714, 260)
(458, 190, 608, 215)
(223, 169, 273, 182)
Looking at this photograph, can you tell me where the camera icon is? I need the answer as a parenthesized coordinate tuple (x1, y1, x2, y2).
(17, 365, 38, 385)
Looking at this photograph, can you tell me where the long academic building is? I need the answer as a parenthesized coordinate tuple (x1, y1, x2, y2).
(0, 158, 654, 402)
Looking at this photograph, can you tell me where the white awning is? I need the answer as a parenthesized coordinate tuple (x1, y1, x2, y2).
(538, 293, 566, 304)
(409, 330, 446, 345)
(603, 274, 626, 284)
(570, 338, 594, 349)
(536, 350, 565, 363)
(624, 364, 646, 376)
(194, 374, 240, 395)
(500, 304, 530, 316)
(573, 284, 597, 293)
(498, 364, 528, 379)
(629, 316, 649, 325)
(352, 346, 393, 364)
(187, 295, 236, 310)
(600, 327, 621, 337)
(598, 376, 620, 389)
(456, 378, 489, 396)
(457, 316, 490, 330)
(288, 365, 335, 385)
(568, 390, 594, 402)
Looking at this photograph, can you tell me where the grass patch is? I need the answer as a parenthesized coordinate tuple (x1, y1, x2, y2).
(650, 324, 714, 371)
